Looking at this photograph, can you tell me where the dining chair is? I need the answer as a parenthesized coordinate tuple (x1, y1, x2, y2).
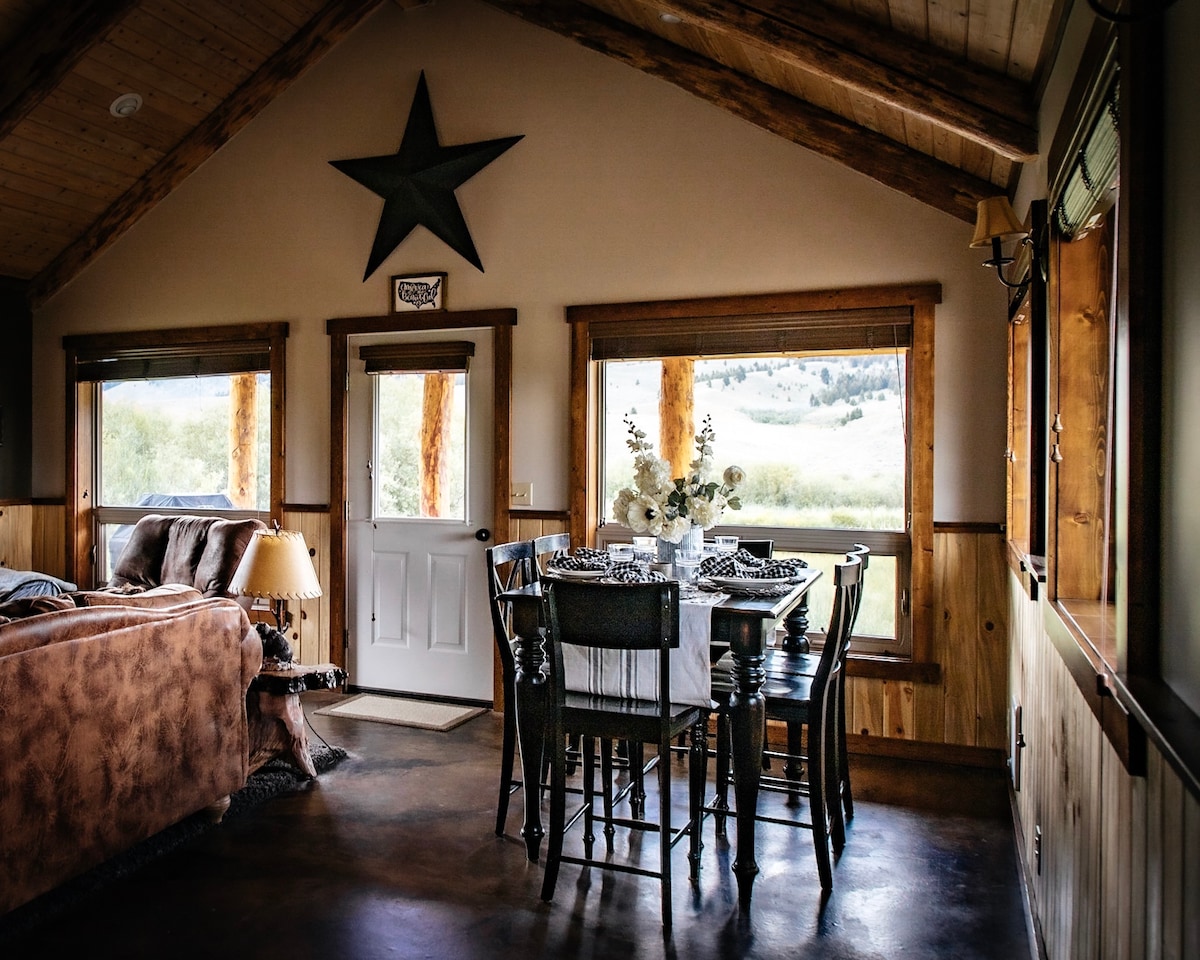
(737, 538, 774, 558)
(708, 554, 864, 890)
(532, 532, 571, 579)
(540, 578, 708, 930)
(484, 539, 539, 836)
(762, 544, 869, 840)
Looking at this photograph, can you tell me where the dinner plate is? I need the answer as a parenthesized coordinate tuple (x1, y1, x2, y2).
(707, 575, 793, 589)
(549, 567, 607, 579)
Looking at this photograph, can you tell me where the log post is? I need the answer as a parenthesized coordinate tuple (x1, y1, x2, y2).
(229, 373, 257, 509)
(420, 373, 454, 517)
(659, 358, 694, 476)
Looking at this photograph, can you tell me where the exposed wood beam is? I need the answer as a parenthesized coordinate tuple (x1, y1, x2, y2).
(0, 0, 140, 142)
(650, 0, 1037, 161)
(482, 0, 999, 222)
(27, 0, 389, 307)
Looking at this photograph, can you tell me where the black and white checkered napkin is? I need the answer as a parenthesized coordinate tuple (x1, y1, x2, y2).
(548, 549, 610, 572)
(605, 561, 669, 583)
(699, 549, 807, 580)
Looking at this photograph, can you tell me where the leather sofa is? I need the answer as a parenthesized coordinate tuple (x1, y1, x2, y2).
(0, 596, 262, 915)
(103, 513, 266, 599)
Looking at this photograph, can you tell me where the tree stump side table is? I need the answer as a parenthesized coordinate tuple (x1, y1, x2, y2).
(247, 661, 346, 778)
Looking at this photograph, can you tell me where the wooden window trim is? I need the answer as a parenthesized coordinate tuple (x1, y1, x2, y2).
(63, 323, 287, 588)
(566, 283, 940, 665)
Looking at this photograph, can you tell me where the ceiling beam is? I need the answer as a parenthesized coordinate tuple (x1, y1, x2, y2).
(28, 0, 389, 307)
(0, 0, 141, 142)
(481, 0, 1000, 223)
(651, 0, 1037, 161)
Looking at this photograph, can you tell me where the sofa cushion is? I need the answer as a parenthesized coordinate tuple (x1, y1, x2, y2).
(161, 516, 219, 588)
(0, 594, 76, 624)
(195, 518, 264, 598)
(109, 514, 176, 590)
(74, 584, 205, 608)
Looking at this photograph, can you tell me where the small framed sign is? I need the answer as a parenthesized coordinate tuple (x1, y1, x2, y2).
(391, 273, 446, 312)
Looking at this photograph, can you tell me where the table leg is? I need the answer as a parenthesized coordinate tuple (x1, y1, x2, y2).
(781, 595, 811, 653)
(728, 644, 766, 912)
(510, 602, 548, 862)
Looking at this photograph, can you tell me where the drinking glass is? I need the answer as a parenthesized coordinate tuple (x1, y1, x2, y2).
(714, 535, 739, 553)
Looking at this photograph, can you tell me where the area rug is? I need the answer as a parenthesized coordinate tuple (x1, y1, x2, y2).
(314, 693, 485, 731)
(0, 743, 348, 943)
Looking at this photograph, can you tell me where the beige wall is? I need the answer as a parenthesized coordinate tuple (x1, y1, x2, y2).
(31, 0, 1007, 523)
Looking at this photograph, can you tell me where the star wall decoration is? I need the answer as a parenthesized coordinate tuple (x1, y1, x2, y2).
(330, 71, 523, 279)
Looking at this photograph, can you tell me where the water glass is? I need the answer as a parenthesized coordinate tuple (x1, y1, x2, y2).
(714, 535, 739, 553)
(607, 543, 633, 561)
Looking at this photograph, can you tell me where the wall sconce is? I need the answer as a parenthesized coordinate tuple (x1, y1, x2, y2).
(229, 527, 322, 632)
(970, 196, 1041, 293)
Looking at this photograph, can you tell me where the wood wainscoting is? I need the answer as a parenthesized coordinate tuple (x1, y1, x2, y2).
(0, 500, 67, 580)
(1011, 572, 1200, 960)
(280, 505, 332, 668)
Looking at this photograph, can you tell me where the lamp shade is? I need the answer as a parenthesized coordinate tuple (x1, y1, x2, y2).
(229, 529, 322, 601)
(970, 196, 1028, 248)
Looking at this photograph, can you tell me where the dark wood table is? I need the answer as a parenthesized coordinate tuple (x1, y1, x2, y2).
(499, 567, 821, 911)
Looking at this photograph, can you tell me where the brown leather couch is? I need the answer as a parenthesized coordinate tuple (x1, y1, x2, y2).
(103, 513, 267, 598)
(0, 596, 262, 915)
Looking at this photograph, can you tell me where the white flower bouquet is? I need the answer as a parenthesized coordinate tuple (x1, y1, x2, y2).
(611, 415, 744, 543)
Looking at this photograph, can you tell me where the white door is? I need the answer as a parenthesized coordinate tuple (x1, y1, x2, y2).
(347, 329, 494, 701)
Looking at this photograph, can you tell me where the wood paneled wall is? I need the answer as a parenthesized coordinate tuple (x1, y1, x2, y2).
(281, 508, 331, 667)
(847, 527, 1009, 755)
(1010, 573, 1200, 960)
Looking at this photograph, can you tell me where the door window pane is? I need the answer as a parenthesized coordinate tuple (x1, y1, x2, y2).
(374, 372, 466, 520)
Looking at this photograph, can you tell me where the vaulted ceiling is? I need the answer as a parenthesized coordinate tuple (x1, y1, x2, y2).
(0, 0, 1067, 307)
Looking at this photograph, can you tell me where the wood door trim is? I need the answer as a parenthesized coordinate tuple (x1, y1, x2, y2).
(326, 309, 516, 685)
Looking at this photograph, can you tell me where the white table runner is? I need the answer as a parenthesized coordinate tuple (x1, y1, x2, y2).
(561, 592, 723, 709)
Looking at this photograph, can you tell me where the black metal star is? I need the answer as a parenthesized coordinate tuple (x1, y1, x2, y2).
(330, 71, 523, 279)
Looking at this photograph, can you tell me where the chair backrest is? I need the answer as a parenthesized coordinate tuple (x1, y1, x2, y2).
(844, 543, 870, 636)
(543, 579, 680, 720)
(532, 532, 571, 579)
(810, 555, 864, 698)
(738, 539, 774, 559)
(485, 540, 537, 674)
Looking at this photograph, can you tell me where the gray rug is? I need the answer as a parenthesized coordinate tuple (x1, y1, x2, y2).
(314, 693, 485, 731)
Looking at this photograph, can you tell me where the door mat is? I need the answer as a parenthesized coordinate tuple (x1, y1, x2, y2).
(313, 693, 485, 732)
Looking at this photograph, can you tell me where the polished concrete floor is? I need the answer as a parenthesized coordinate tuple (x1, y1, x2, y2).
(2, 691, 1033, 960)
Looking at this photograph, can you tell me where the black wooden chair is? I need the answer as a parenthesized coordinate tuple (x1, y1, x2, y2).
(484, 539, 539, 836)
(737, 538, 774, 558)
(709, 554, 864, 890)
(532, 532, 571, 579)
(761, 543, 869, 839)
(540, 579, 708, 930)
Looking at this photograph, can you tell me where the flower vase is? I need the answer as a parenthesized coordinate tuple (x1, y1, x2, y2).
(657, 524, 704, 565)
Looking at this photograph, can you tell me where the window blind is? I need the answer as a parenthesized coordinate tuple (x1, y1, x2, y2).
(1053, 76, 1120, 239)
(588, 307, 912, 361)
(359, 341, 475, 374)
(75, 340, 273, 382)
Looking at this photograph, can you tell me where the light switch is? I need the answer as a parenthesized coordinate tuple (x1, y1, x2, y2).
(511, 481, 533, 506)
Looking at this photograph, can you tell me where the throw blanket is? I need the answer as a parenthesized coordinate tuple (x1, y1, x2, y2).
(0, 568, 78, 603)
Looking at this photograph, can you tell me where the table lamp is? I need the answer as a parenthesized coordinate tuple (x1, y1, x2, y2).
(229, 527, 322, 632)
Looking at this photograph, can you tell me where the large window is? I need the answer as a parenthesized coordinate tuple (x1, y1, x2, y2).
(64, 323, 286, 588)
(568, 285, 939, 666)
(598, 353, 909, 654)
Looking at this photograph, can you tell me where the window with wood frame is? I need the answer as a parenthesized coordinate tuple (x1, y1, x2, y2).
(567, 285, 939, 665)
(63, 324, 286, 588)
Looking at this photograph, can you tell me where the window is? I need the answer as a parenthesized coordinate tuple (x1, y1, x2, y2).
(64, 324, 286, 588)
(567, 285, 939, 664)
(597, 354, 909, 655)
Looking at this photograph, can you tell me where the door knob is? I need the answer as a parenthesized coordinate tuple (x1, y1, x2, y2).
(475, 529, 491, 542)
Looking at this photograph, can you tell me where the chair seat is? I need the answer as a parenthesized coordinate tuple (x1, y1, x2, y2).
(710, 650, 818, 709)
(563, 691, 703, 743)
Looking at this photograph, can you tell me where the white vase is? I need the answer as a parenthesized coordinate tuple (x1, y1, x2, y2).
(657, 524, 704, 564)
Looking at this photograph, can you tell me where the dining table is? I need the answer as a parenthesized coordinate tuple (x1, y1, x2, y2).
(498, 565, 822, 912)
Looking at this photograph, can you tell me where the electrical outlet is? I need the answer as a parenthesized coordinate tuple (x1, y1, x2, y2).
(510, 481, 533, 507)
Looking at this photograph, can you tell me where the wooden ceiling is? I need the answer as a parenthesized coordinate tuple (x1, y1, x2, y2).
(0, 0, 1067, 307)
